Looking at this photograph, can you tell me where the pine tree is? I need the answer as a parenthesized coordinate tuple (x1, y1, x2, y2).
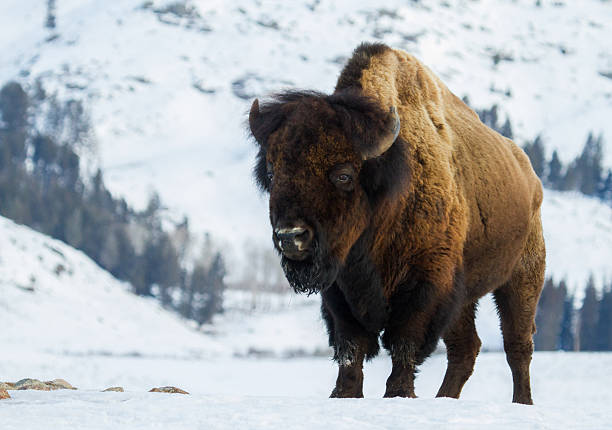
(534, 278, 565, 350)
(143, 235, 181, 305)
(578, 276, 599, 351)
(562, 161, 580, 191)
(46, 0, 57, 30)
(207, 252, 226, 316)
(595, 287, 612, 351)
(523, 135, 546, 179)
(499, 118, 513, 139)
(599, 170, 612, 202)
(0, 82, 29, 165)
(476, 105, 499, 131)
(191, 253, 226, 325)
(190, 264, 211, 325)
(558, 281, 575, 351)
(547, 150, 563, 189)
(0, 82, 28, 130)
(178, 269, 194, 319)
(577, 133, 603, 196)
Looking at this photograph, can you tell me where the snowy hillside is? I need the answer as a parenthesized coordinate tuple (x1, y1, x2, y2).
(542, 190, 612, 296)
(0, 0, 610, 267)
(0, 215, 224, 357)
(0, 215, 333, 358)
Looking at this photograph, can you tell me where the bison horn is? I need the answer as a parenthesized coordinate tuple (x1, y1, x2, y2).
(362, 106, 401, 160)
(249, 98, 260, 136)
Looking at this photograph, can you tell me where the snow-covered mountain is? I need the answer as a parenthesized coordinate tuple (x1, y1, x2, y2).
(1, 0, 611, 287)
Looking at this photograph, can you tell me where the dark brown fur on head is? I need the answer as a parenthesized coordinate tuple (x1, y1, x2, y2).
(249, 90, 409, 294)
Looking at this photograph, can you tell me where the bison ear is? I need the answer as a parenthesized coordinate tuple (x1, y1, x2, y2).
(361, 107, 401, 160)
(249, 98, 261, 142)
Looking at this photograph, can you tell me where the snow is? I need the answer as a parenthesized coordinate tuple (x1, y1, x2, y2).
(542, 190, 612, 298)
(1, 353, 611, 429)
(0, 215, 332, 358)
(0, 0, 611, 283)
(0, 216, 227, 358)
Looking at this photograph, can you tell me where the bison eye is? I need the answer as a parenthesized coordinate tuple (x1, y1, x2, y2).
(267, 171, 274, 181)
(329, 163, 356, 192)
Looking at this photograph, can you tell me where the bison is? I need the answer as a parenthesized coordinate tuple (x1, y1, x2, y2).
(248, 42, 545, 404)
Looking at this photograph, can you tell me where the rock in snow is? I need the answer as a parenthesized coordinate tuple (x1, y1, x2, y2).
(45, 379, 77, 390)
(149, 386, 189, 395)
(11, 378, 76, 391)
(102, 387, 124, 392)
(15, 379, 50, 391)
(0, 389, 10, 400)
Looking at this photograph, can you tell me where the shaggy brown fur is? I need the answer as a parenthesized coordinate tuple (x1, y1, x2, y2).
(249, 43, 545, 404)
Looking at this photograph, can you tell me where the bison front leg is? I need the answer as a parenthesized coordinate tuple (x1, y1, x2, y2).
(384, 342, 418, 398)
(321, 284, 380, 398)
(382, 276, 463, 399)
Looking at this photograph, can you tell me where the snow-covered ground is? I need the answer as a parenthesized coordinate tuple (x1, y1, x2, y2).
(0, 0, 610, 275)
(2, 353, 611, 429)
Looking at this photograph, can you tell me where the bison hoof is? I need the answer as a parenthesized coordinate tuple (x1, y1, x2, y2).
(330, 387, 364, 398)
(383, 388, 417, 398)
(512, 397, 533, 405)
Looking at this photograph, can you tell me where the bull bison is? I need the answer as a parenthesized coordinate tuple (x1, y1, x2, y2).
(248, 42, 545, 404)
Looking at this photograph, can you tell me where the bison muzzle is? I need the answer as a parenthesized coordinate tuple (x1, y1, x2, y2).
(248, 42, 545, 405)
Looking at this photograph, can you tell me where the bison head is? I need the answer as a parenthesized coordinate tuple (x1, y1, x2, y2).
(249, 90, 405, 294)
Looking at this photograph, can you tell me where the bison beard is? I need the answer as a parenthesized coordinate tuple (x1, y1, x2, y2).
(280, 241, 339, 295)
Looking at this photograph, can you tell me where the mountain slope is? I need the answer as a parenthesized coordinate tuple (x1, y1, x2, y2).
(0, 215, 224, 357)
(542, 190, 612, 297)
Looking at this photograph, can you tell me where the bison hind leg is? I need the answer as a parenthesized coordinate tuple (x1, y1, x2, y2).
(436, 301, 481, 399)
(493, 217, 546, 405)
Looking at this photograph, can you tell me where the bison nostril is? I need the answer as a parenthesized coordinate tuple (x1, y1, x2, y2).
(294, 228, 313, 250)
(275, 225, 314, 253)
